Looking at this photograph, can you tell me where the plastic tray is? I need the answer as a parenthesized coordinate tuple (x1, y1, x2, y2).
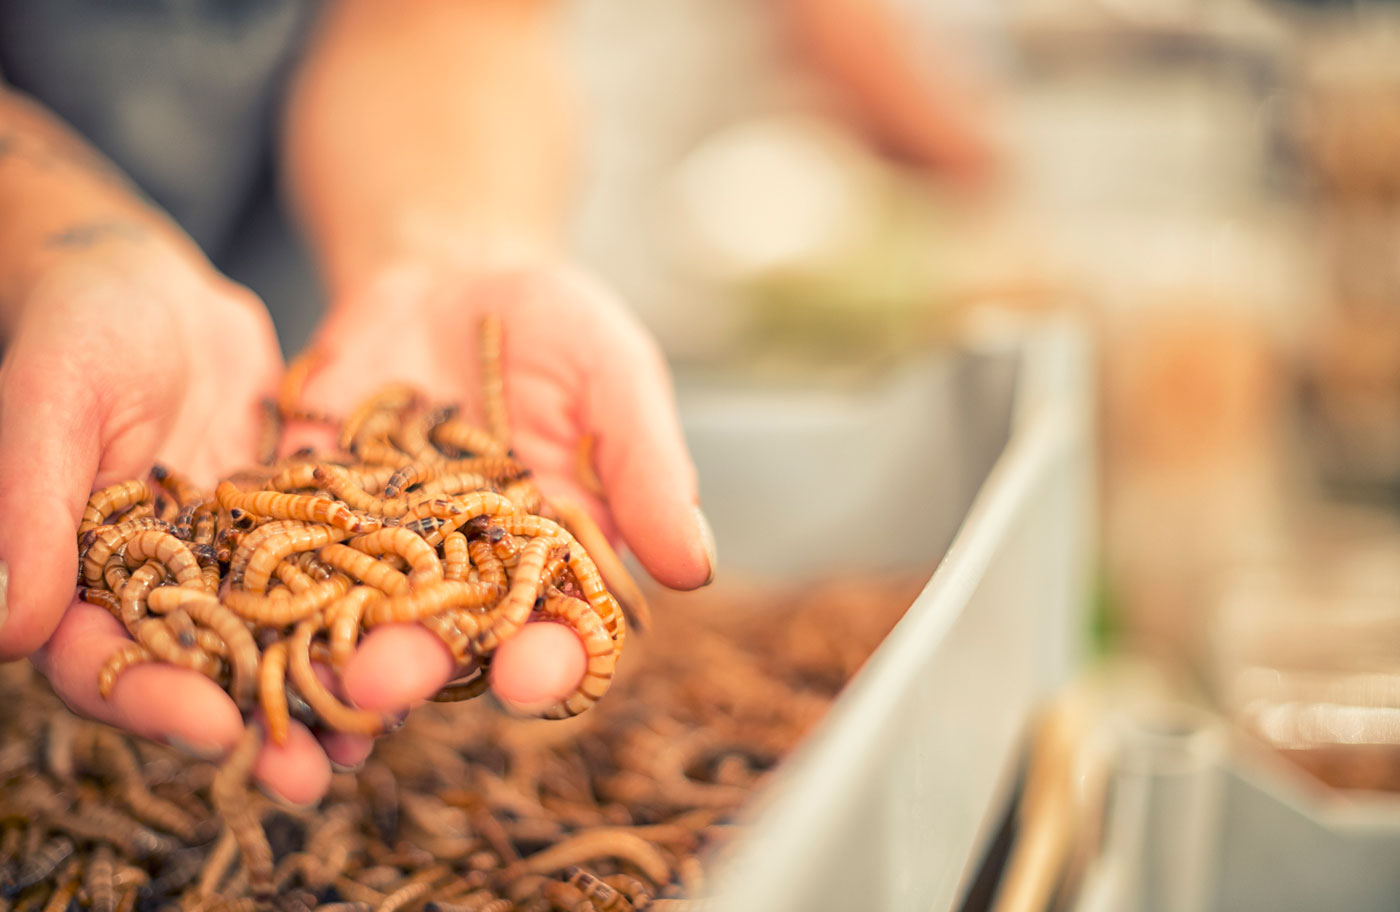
(672, 317, 1094, 910)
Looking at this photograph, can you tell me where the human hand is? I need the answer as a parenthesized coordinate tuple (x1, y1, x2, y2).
(0, 242, 332, 801)
(284, 260, 715, 747)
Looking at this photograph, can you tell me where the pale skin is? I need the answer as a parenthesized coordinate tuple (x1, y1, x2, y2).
(0, 0, 988, 804)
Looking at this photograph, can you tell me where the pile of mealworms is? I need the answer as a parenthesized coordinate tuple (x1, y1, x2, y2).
(0, 577, 915, 911)
(77, 316, 641, 735)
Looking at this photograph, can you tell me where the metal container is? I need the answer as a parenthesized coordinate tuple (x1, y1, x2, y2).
(671, 316, 1094, 910)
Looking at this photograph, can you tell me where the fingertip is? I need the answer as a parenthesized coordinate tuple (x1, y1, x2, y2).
(111, 666, 244, 753)
(490, 621, 587, 710)
(615, 494, 714, 591)
(341, 624, 455, 712)
(254, 720, 332, 807)
(319, 730, 375, 771)
(0, 519, 80, 661)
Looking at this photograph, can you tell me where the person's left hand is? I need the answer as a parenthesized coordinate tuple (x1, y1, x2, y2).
(278, 259, 715, 772)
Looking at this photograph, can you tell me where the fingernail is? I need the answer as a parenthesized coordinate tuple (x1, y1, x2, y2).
(165, 735, 223, 761)
(256, 781, 317, 812)
(0, 559, 9, 633)
(694, 506, 716, 587)
(330, 759, 366, 774)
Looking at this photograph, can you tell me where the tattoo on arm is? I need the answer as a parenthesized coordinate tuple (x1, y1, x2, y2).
(44, 220, 147, 249)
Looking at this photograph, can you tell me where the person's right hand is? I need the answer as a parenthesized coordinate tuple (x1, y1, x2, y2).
(0, 239, 327, 801)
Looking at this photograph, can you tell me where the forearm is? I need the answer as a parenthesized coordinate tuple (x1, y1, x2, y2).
(0, 86, 206, 328)
(282, 0, 575, 302)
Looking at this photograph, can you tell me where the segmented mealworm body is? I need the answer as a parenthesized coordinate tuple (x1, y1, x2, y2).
(499, 479, 542, 513)
(432, 419, 507, 458)
(534, 591, 618, 720)
(210, 728, 274, 899)
(78, 586, 122, 617)
(512, 829, 670, 884)
(14, 835, 74, 891)
(442, 533, 470, 582)
(122, 530, 204, 587)
(479, 314, 510, 447)
(134, 618, 222, 680)
(119, 559, 167, 632)
(241, 524, 351, 594)
(551, 498, 650, 632)
(227, 519, 307, 582)
(225, 574, 351, 627)
(148, 588, 260, 708)
(362, 579, 501, 627)
(216, 481, 365, 532)
(327, 587, 384, 669)
(149, 464, 205, 508)
(287, 619, 387, 736)
(80, 480, 151, 534)
(420, 609, 485, 665)
(80, 519, 175, 585)
(318, 543, 410, 595)
(259, 642, 291, 746)
(86, 844, 116, 912)
(339, 384, 418, 452)
(474, 536, 565, 653)
(98, 644, 155, 698)
(349, 527, 442, 585)
(256, 398, 282, 466)
(429, 673, 490, 704)
(86, 730, 201, 841)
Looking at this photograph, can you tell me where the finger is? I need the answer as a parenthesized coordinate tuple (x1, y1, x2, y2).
(33, 602, 243, 756)
(340, 624, 456, 712)
(585, 335, 714, 590)
(0, 355, 105, 659)
(318, 730, 375, 772)
(252, 717, 333, 807)
(489, 621, 587, 711)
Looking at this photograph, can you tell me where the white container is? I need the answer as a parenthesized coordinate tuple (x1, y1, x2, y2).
(672, 317, 1095, 910)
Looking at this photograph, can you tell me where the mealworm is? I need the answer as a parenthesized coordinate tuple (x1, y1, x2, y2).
(495, 515, 625, 644)
(147, 588, 260, 708)
(216, 481, 365, 533)
(294, 550, 336, 581)
(80, 518, 175, 585)
(241, 524, 351, 594)
(50, 804, 178, 859)
(287, 619, 387, 737)
(192, 500, 219, 545)
(278, 347, 339, 424)
(474, 536, 565, 653)
(98, 643, 155, 699)
(533, 591, 618, 720)
(349, 527, 442, 586)
(134, 617, 222, 681)
(479, 314, 510, 447)
(376, 864, 453, 912)
(318, 543, 410, 596)
(601, 873, 651, 908)
(362, 579, 501, 627)
(500, 478, 543, 513)
(513, 829, 671, 885)
(259, 642, 291, 746)
(420, 609, 485, 666)
(416, 455, 529, 489)
(78, 586, 122, 618)
(551, 497, 650, 633)
(80, 480, 151, 534)
(432, 418, 507, 458)
(149, 464, 205, 508)
(225, 574, 352, 627)
(13, 835, 74, 891)
(227, 519, 307, 581)
(85, 844, 116, 912)
(214, 526, 244, 564)
(574, 433, 606, 499)
(121, 530, 204, 588)
(256, 398, 282, 466)
(85, 729, 201, 841)
(339, 384, 418, 452)
(430, 672, 490, 704)
(327, 586, 383, 670)
(210, 728, 274, 898)
(541, 879, 594, 912)
(38, 856, 81, 912)
(567, 867, 634, 912)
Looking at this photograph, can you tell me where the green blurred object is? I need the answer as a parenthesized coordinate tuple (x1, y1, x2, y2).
(1088, 566, 1122, 657)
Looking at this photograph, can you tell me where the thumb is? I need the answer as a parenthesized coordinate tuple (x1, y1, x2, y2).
(0, 355, 105, 659)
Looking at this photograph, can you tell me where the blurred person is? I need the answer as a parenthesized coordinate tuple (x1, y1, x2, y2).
(0, 0, 991, 804)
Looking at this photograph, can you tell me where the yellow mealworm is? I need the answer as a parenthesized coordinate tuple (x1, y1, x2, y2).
(121, 530, 203, 588)
(318, 543, 410, 596)
(102, 550, 131, 593)
(574, 433, 606, 498)
(259, 642, 291, 746)
(389, 403, 441, 460)
(98, 643, 154, 699)
(534, 590, 618, 720)
(80, 519, 174, 586)
(241, 524, 351, 594)
(163, 607, 198, 648)
(86, 844, 116, 912)
(566, 868, 632, 912)
(278, 348, 339, 424)
(119, 561, 166, 633)
(327, 587, 383, 670)
(149, 464, 205, 508)
(420, 608, 484, 666)
(432, 418, 507, 458)
(147, 589, 260, 709)
(442, 533, 470, 582)
(80, 480, 151, 534)
(133, 617, 222, 681)
(226, 573, 350, 628)
(499, 515, 627, 647)
(414, 471, 494, 498)
(191, 501, 218, 545)
(479, 314, 510, 448)
(511, 828, 671, 884)
(256, 399, 281, 467)
(429, 672, 490, 704)
(87, 729, 202, 841)
(339, 383, 418, 452)
(362, 579, 501, 627)
(474, 536, 564, 653)
(215, 481, 365, 533)
(551, 497, 651, 632)
(227, 519, 307, 582)
(77, 586, 122, 619)
(468, 538, 508, 591)
(287, 619, 387, 737)
(499, 478, 543, 513)
(348, 527, 442, 586)
(210, 728, 275, 899)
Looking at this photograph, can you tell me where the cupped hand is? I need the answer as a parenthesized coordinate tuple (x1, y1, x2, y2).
(0, 246, 338, 804)
(284, 260, 714, 747)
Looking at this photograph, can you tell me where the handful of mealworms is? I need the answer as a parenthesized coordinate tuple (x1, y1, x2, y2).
(0, 579, 913, 910)
(76, 316, 642, 740)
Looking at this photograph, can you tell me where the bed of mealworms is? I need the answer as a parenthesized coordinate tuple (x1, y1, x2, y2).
(0, 578, 915, 911)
